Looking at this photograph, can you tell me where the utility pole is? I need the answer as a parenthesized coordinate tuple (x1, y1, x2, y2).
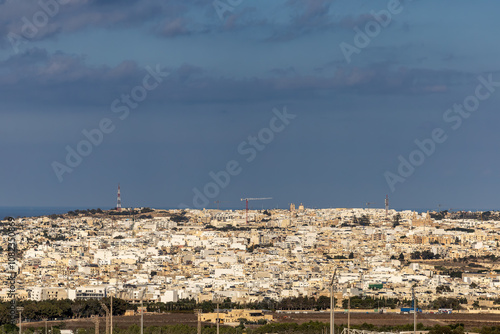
(44, 319, 48, 334)
(217, 298, 220, 334)
(17, 307, 23, 334)
(213, 294, 223, 334)
(140, 289, 145, 334)
(194, 309, 201, 334)
(110, 295, 113, 334)
(99, 300, 110, 334)
(91, 315, 99, 334)
(329, 269, 337, 334)
(347, 293, 351, 334)
(413, 285, 417, 334)
(217, 299, 220, 334)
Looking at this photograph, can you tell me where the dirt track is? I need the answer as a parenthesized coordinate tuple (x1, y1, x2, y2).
(22, 312, 500, 331)
(275, 312, 500, 329)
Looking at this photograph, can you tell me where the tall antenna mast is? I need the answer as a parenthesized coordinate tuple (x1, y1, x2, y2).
(385, 195, 389, 220)
(117, 184, 122, 212)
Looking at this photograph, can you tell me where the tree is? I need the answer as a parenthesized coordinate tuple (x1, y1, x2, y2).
(411, 250, 440, 260)
(428, 297, 462, 310)
(316, 296, 330, 310)
(436, 285, 452, 294)
(399, 253, 405, 261)
(392, 213, 401, 227)
(358, 215, 370, 226)
(348, 252, 354, 259)
(1, 324, 19, 334)
(428, 324, 464, 334)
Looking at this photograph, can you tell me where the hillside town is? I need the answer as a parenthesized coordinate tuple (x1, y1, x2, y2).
(2, 206, 500, 312)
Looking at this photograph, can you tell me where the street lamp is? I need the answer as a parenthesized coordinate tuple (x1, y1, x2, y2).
(111, 294, 113, 334)
(108, 289, 116, 334)
(16, 307, 24, 334)
(347, 286, 351, 334)
(412, 284, 418, 334)
(329, 269, 337, 334)
(213, 294, 224, 334)
(140, 288, 146, 334)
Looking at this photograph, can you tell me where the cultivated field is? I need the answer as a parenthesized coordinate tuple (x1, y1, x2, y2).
(275, 311, 500, 328)
(22, 312, 500, 331)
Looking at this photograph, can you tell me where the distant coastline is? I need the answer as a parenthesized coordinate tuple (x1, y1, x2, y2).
(0, 207, 89, 219)
(1, 206, 498, 219)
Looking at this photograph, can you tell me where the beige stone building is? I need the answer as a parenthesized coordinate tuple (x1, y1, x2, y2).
(200, 309, 273, 324)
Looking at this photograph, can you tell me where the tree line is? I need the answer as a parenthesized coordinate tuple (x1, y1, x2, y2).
(0, 295, 476, 326)
(0, 298, 133, 324)
(4, 321, 493, 334)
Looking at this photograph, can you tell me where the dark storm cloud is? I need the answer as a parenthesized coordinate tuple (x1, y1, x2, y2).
(265, 0, 336, 42)
(0, 0, 410, 48)
(0, 49, 146, 104)
(286, 0, 335, 27)
(338, 14, 375, 29)
(0, 48, 480, 108)
(156, 17, 190, 37)
(0, 0, 204, 48)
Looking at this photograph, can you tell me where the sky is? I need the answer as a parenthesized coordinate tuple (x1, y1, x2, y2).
(1, 0, 500, 211)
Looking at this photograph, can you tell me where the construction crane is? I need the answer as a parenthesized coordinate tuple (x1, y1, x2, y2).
(240, 197, 272, 223)
(214, 200, 226, 210)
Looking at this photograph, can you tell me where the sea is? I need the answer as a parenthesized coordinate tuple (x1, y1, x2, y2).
(0, 207, 95, 219)
(0, 206, 496, 220)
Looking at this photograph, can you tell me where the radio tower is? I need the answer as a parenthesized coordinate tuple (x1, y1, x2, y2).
(385, 195, 389, 220)
(117, 184, 122, 212)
